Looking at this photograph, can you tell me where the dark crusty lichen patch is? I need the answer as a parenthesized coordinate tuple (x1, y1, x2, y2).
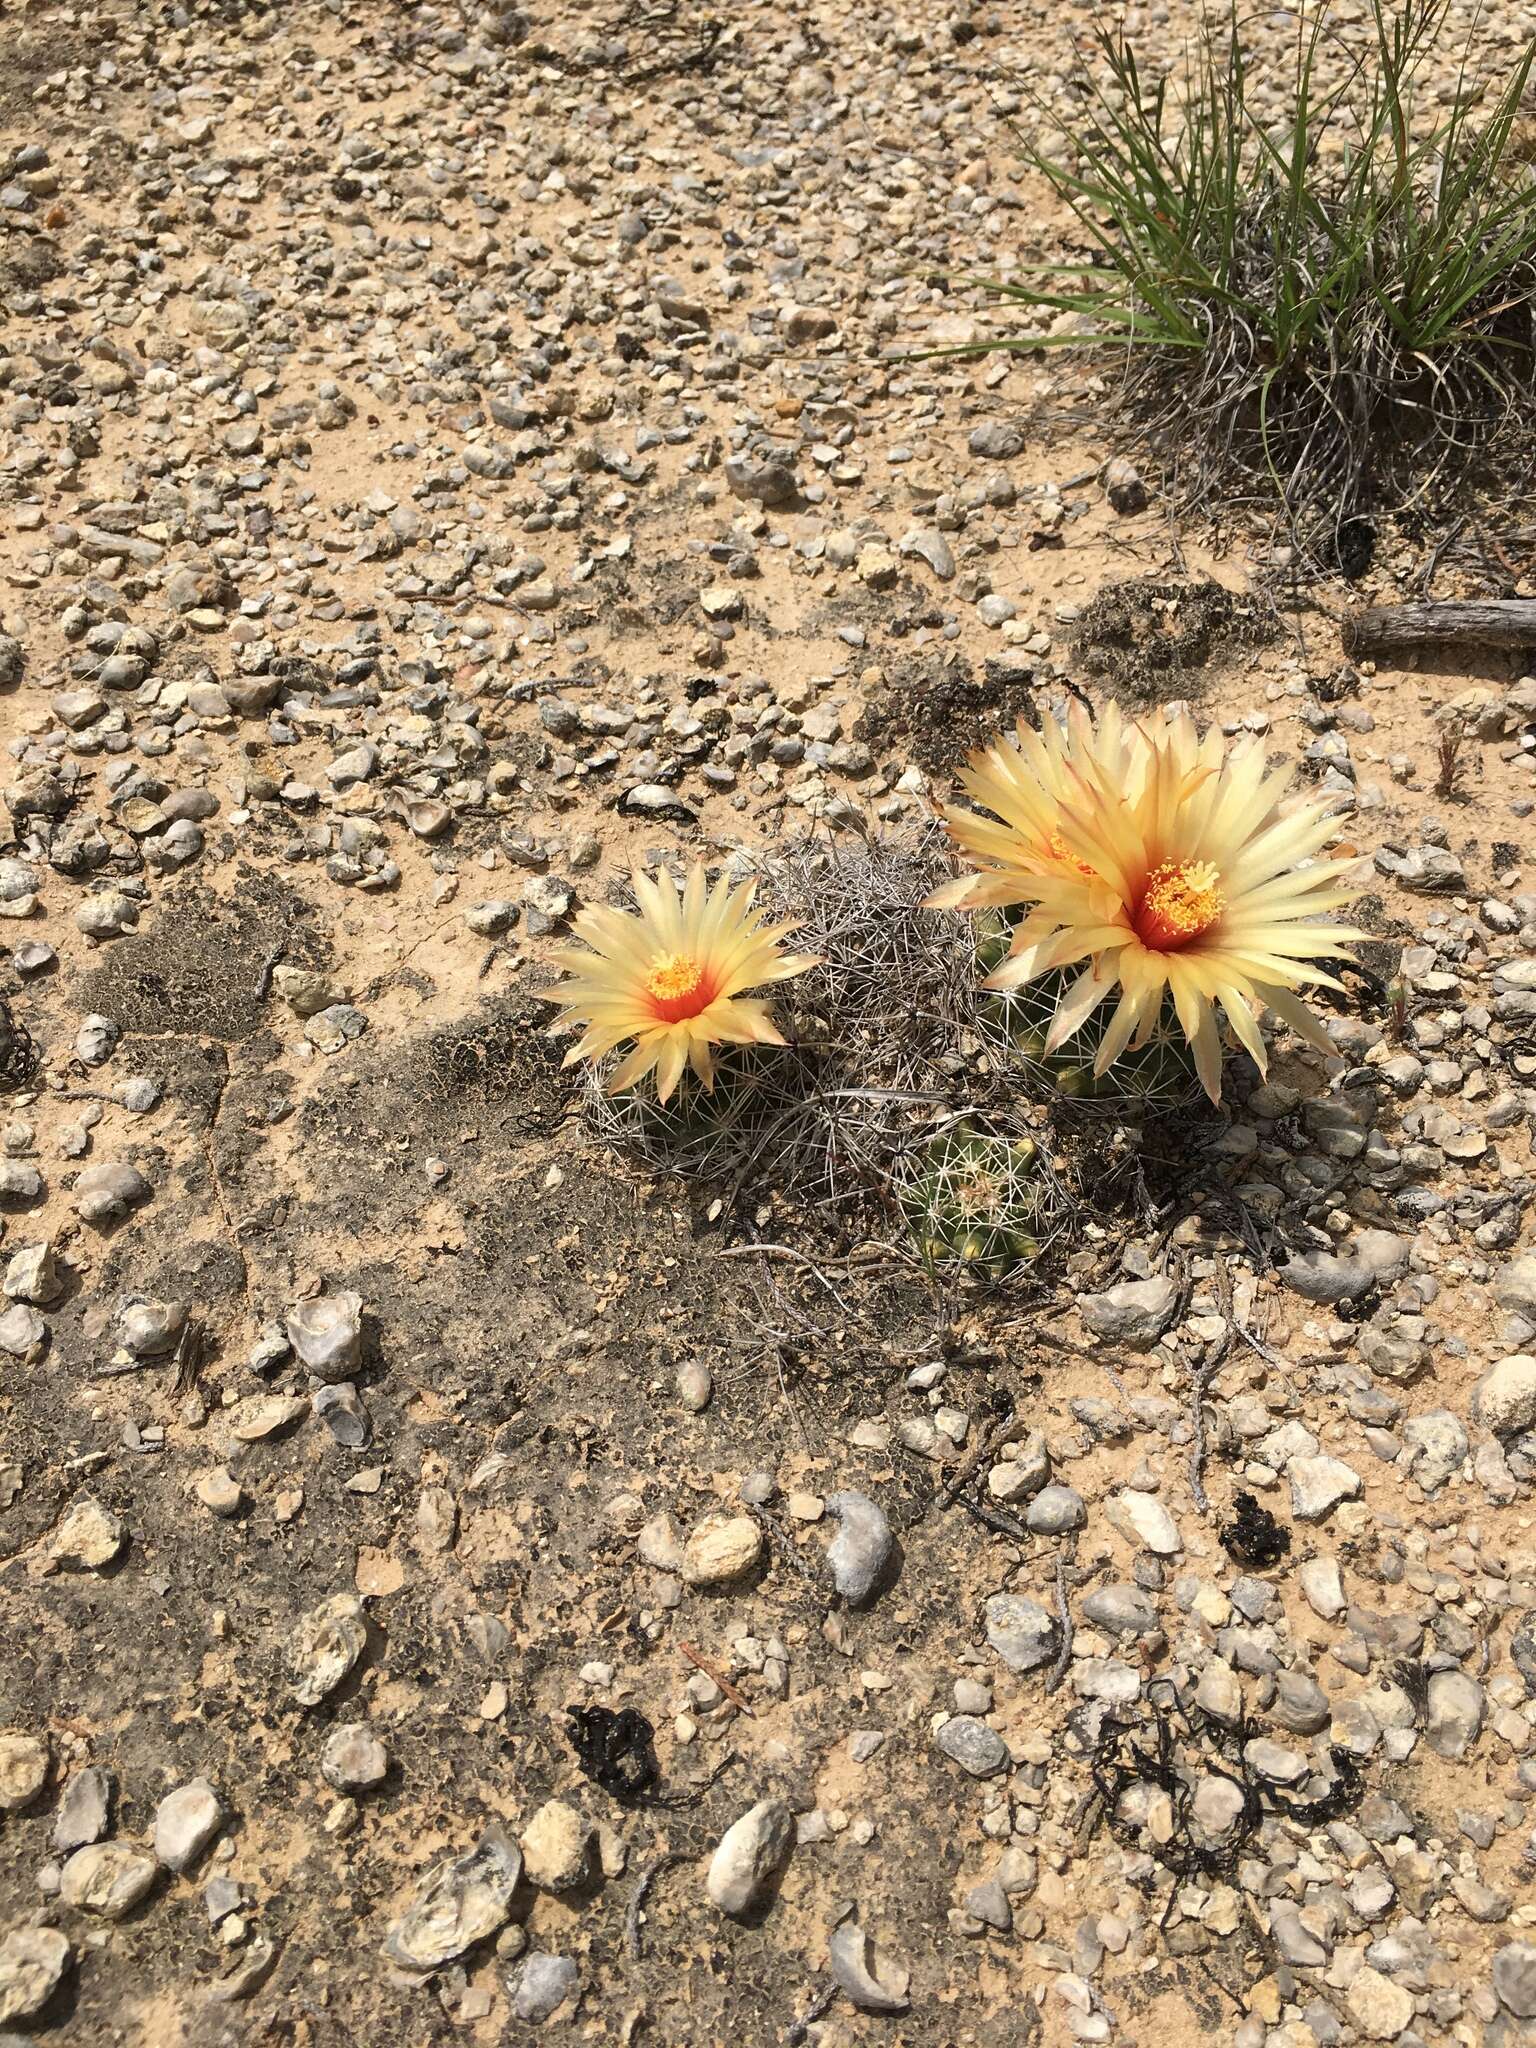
(80, 869, 330, 1042)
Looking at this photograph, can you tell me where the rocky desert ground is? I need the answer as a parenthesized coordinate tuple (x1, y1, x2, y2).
(7, 0, 1536, 2044)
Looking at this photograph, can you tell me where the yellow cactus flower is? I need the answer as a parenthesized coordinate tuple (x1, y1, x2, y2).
(931, 707, 1362, 1102)
(928, 700, 1148, 907)
(548, 863, 817, 1102)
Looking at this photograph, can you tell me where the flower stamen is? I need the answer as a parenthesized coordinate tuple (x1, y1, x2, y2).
(643, 951, 715, 1022)
(1135, 860, 1224, 951)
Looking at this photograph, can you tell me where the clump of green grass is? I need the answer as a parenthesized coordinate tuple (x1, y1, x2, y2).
(948, 0, 1536, 552)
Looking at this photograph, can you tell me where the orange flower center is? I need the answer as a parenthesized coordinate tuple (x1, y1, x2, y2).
(643, 951, 717, 1023)
(1134, 859, 1224, 951)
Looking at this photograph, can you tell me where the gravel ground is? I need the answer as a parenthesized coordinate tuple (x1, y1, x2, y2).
(6, 2, 1536, 2045)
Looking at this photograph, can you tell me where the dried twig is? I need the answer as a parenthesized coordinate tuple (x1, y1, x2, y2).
(173, 1316, 206, 1396)
(678, 1640, 755, 1717)
(785, 1980, 837, 2045)
(1187, 1262, 1236, 1515)
(254, 941, 285, 999)
(1044, 1541, 1076, 1694)
(625, 1850, 691, 1960)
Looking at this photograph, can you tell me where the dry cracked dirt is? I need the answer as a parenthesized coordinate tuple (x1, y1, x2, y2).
(6, 1, 1536, 2045)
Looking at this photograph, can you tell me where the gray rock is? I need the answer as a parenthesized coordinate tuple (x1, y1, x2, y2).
(0, 1926, 70, 2025)
(72, 1161, 150, 1221)
(1269, 1899, 1328, 1967)
(1288, 1455, 1362, 1522)
(1270, 1672, 1331, 1735)
(1374, 844, 1467, 894)
(827, 1922, 910, 2012)
(313, 1382, 371, 1448)
(1513, 1612, 1536, 1697)
(897, 527, 956, 580)
(321, 1724, 389, 1792)
(1474, 1355, 1536, 1437)
(75, 889, 140, 938)
(725, 456, 798, 506)
(381, 1828, 522, 1972)
(304, 1003, 367, 1053)
(118, 1296, 186, 1359)
(1358, 1320, 1427, 1383)
(285, 1292, 363, 1381)
(987, 1430, 1050, 1500)
(1078, 1275, 1179, 1349)
(1025, 1485, 1085, 1534)
(1494, 1255, 1536, 1318)
(289, 1593, 368, 1705)
(59, 1842, 157, 1917)
(935, 1716, 1008, 1778)
(154, 1778, 224, 1871)
(1195, 1775, 1250, 1836)
(824, 1491, 894, 1605)
(511, 1951, 578, 2022)
(963, 1877, 1011, 1930)
(522, 875, 572, 932)
(1494, 1941, 1536, 2018)
(0, 855, 38, 904)
(985, 1593, 1059, 1674)
(967, 420, 1026, 459)
(706, 1798, 794, 1915)
(1279, 1229, 1409, 1305)
(0, 1304, 45, 1359)
(1081, 1585, 1159, 1637)
(0, 1160, 43, 1205)
(1244, 1736, 1307, 1781)
(675, 1360, 713, 1412)
(53, 1765, 112, 1852)
(76, 1013, 118, 1064)
(1426, 1669, 1485, 1759)
(466, 899, 519, 936)
(1401, 1409, 1467, 1492)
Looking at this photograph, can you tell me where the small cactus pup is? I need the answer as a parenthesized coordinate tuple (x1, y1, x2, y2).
(583, 1041, 817, 1181)
(897, 1117, 1068, 1281)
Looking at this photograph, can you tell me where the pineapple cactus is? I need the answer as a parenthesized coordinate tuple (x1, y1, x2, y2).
(975, 918, 1202, 1118)
(585, 1043, 815, 1181)
(898, 1119, 1067, 1280)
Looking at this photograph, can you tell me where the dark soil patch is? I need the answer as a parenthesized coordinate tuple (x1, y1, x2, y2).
(855, 652, 1041, 776)
(0, 17, 95, 128)
(0, 232, 63, 298)
(1071, 577, 1273, 703)
(80, 869, 330, 1041)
